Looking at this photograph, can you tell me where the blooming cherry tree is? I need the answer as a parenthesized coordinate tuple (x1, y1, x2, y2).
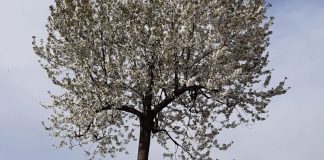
(33, 0, 288, 159)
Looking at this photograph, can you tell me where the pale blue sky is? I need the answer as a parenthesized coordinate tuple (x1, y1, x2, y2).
(0, 0, 323, 159)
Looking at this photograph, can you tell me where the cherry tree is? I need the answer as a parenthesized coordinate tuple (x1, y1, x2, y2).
(33, 0, 288, 159)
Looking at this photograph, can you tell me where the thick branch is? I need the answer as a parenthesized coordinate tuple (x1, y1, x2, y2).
(142, 62, 155, 114)
(174, 50, 180, 90)
(153, 85, 204, 116)
(96, 104, 143, 118)
(146, 63, 155, 96)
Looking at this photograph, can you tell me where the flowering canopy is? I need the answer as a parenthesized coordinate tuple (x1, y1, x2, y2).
(33, 0, 288, 159)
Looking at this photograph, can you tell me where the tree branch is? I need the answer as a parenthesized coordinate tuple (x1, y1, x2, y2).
(188, 50, 212, 70)
(152, 85, 204, 116)
(152, 128, 194, 159)
(96, 104, 143, 118)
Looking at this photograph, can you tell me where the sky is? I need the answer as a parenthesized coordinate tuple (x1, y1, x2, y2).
(0, 0, 323, 160)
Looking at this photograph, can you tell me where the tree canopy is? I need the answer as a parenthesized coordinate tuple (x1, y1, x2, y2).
(33, 0, 288, 159)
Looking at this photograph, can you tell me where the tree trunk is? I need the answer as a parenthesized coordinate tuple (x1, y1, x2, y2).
(137, 119, 152, 160)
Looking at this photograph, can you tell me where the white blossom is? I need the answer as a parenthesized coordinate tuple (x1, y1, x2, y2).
(33, 0, 288, 159)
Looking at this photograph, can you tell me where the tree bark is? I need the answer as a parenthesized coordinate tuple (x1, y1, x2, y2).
(137, 118, 152, 160)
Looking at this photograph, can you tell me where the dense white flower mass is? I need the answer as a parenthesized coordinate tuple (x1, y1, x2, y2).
(33, 0, 288, 159)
